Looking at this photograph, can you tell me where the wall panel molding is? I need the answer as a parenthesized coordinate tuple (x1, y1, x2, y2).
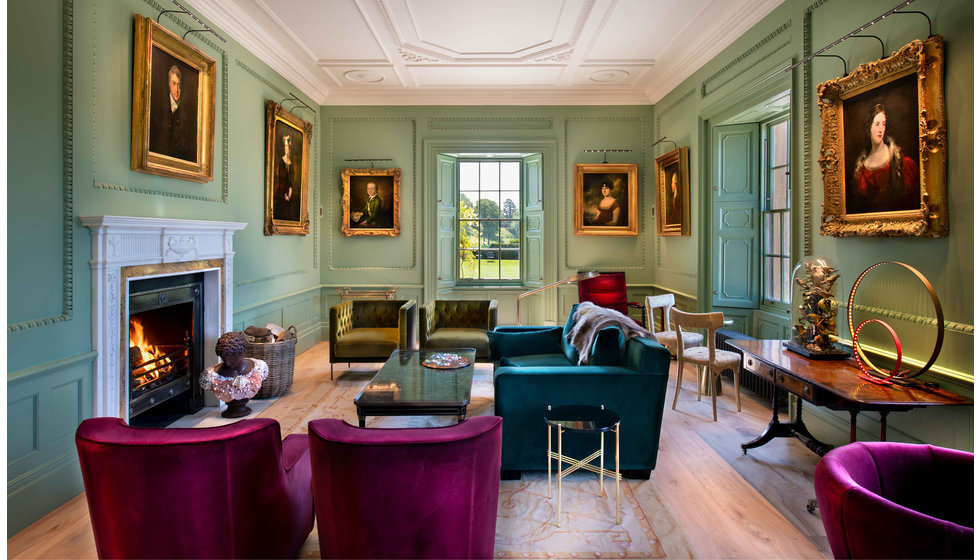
(701, 19, 792, 98)
(427, 117, 554, 130)
(852, 304, 974, 335)
(801, 0, 832, 256)
(233, 58, 321, 285)
(8, 0, 75, 332)
(562, 116, 648, 270)
(326, 117, 418, 271)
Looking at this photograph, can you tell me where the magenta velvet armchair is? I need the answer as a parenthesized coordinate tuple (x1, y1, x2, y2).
(76, 417, 314, 559)
(814, 441, 973, 559)
(308, 416, 503, 559)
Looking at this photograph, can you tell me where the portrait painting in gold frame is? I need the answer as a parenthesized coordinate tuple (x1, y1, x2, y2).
(341, 168, 401, 237)
(264, 100, 312, 236)
(131, 14, 216, 183)
(818, 35, 946, 237)
(655, 147, 690, 236)
(573, 163, 639, 236)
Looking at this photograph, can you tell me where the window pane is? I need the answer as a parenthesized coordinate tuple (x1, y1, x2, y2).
(500, 162, 520, 189)
(480, 222, 500, 248)
(764, 257, 774, 301)
(460, 162, 479, 190)
(459, 220, 479, 249)
(782, 257, 791, 302)
(459, 250, 477, 279)
(480, 251, 500, 280)
(771, 167, 789, 209)
(500, 250, 519, 279)
(477, 194, 501, 219)
(771, 121, 788, 167)
(500, 192, 520, 218)
(459, 191, 479, 218)
(480, 162, 499, 190)
(772, 213, 782, 254)
(781, 210, 791, 257)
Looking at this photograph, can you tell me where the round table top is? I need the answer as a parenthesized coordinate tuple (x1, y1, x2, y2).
(544, 405, 620, 432)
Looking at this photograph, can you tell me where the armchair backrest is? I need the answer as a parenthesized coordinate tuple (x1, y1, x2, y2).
(578, 271, 628, 315)
(644, 293, 676, 332)
(75, 417, 312, 560)
(351, 299, 412, 328)
(308, 416, 502, 559)
(433, 299, 496, 329)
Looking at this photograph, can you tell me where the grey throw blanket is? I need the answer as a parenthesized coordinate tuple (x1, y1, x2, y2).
(567, 301, 653, 365)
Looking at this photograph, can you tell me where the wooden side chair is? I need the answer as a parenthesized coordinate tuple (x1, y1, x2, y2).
(669, 308, 741, 421)
(644, 293, 703, 357)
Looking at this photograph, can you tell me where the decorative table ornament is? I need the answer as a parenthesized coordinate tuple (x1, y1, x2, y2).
(200, 332, 269, 418)
(422, 352, 470, 369)
(846, 261, 944, 384)
(784, 256, 850, 359)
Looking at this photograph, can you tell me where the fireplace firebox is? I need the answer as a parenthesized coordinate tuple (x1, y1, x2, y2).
(127, 273, 205, 426)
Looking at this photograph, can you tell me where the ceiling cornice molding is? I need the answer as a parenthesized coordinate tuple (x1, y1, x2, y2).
(184, 0, 334, 104)
(321, 87, 654, 106)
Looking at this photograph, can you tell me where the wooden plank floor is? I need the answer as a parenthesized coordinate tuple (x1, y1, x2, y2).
(8, 342, 830, 559)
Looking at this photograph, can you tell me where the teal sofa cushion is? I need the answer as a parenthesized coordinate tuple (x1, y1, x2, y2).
(488, 326, 563, 360)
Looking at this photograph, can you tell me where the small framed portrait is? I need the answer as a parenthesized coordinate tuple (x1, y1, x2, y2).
(655, 147, 690, 236)
(130, 14, 216, 183)
(341, 168, 401, 237)
(818, 35, 947, 237)
(573, 163, 638, 236)
(264, 100, 312, 236)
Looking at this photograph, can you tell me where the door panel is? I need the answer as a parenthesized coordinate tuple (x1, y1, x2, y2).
(711, 123, 759, 309)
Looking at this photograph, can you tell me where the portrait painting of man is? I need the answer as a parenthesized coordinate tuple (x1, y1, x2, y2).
(341, 167, 401, 237)
(148, 47, 200, 162)
(663, 165, 681, 227)
(841, 72, 920, 215)
(655, 146, 689, 236)
(131, 15, 215, 182)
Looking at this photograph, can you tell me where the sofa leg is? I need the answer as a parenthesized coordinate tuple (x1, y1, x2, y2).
(330, 363, 333, 380)
(500, 470, 522, 480)
(622, 469, 651, 480)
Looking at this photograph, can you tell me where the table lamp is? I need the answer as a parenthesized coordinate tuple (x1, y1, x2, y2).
(516, 270, 600, 325)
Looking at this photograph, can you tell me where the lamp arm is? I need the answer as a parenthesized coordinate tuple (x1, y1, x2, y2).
(515, 271, 598, 325)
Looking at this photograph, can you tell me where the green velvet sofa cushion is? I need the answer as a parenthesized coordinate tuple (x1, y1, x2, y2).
(332, 328, 399, 358)
(425, 328, 490, 358)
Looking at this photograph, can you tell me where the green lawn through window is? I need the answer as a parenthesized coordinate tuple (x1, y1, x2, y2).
(459, 259, 519, 280)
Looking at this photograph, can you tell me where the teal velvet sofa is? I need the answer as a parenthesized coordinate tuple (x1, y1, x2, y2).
(491, 305, 671, 479)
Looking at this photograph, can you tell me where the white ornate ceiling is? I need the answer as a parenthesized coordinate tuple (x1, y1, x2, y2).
(185, 0, 785, 105)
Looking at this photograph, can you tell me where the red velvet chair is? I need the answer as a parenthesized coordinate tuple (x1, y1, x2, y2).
(814, 441, 973, 559)
(76, 417, 313, 559)
(308, 416, 502, 559)
(578, 271, 644, 326)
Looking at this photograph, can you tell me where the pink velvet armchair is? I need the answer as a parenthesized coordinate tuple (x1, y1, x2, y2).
(814, 441, 973, 559)
(75, 417, 314, 559)
(308, 416, 503, 559)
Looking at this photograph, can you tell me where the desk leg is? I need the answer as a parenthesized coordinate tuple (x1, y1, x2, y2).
(849, 410, 858, 443)
(742, 387, 833, 456)
(879, 410, 889, 441)
(358, 414, 366, 428)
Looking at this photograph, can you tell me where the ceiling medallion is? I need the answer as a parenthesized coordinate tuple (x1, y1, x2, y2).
(589, 69, 629, 83)
(344, 70, 385, 83)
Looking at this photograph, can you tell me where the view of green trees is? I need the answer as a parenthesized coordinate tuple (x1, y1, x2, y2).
(459, 192, 520, 280)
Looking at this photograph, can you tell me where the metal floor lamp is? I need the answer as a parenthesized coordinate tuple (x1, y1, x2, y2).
(515, 271, 599, 325)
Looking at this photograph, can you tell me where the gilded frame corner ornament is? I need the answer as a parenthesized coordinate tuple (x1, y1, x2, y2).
(130, 14, 216, 183)
(817, 35, 947, 238)
(264, 100, 312, 236)
(655, 147, 690, 237)
(573, 163, 639, 237)
(341, 167, 402, 237)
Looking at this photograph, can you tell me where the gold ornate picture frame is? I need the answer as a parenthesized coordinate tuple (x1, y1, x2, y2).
(264, 100, 312, 236)
(573, 163, 639, 236)
(655, 147, 690, 236)
(131, 14, 216, 183)
(341, 168, 401, 237)
(817, 35, 946, 237)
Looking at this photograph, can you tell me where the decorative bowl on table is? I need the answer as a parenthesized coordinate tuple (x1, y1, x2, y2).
(422, 353, 470, 369)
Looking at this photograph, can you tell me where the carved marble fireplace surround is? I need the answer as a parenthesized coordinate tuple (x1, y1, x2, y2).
(81, 216, 247, 420)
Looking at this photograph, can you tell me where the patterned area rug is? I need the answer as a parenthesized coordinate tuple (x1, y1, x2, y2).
(496, 473, 665, 559)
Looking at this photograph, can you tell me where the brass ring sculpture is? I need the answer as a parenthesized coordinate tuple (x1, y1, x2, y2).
(846, 262, 943, 381)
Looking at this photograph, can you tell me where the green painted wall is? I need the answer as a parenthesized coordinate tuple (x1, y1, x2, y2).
(319, 107, 658, 325)
(651, 0, 973, 450)
(7, 0, 322, 534)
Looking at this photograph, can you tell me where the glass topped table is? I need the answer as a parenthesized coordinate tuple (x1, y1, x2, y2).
(353, 348, 476, 427)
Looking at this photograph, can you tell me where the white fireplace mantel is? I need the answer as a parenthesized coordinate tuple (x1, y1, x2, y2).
(81, 216, 247, 419)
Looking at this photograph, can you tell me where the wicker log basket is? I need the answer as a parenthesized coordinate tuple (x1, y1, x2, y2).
(245, 326, 297, 399)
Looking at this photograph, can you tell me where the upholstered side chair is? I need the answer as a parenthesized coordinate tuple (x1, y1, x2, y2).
(644, 293, 703, 357)
(815, 441, 973, 559)
(670, 307, 741, 421)
(329, 299, 417, 379)
(419, 299, 497, 361)
(308, 416, 502, 559)
(577, 271, 644, 326)
(75, 417, 314, 560)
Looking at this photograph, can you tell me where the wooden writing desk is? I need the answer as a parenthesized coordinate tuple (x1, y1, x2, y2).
(730, 339, 972, 456)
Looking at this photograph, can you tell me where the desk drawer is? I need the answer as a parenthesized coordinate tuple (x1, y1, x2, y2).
(743, 356, 774, 381)
(775, 370, 814, 399)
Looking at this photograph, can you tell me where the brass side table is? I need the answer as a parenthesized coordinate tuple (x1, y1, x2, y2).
(544, 404, 621, 526)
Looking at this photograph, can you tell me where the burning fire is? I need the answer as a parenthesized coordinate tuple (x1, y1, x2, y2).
(129, 317, 174, 386)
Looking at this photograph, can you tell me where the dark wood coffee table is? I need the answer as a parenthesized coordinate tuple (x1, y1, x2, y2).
(353, 348, 476, 427)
